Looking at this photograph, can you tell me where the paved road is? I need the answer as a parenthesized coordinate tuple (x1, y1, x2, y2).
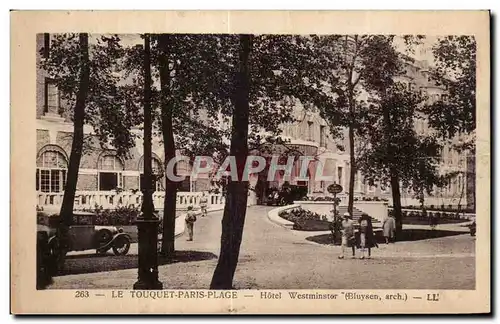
(50, 206, 475, 290)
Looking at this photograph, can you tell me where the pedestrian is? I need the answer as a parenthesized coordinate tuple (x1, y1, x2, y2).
(338, 212, 356, 259)
(429, 212, 438, 230)
(185, 205, 197, 241)
(358, 213, 377, 259)
(199, 192, 208, 217)
(382, 213, 396, 244)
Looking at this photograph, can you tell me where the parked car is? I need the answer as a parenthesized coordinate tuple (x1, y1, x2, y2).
(37, 211, 132, 270)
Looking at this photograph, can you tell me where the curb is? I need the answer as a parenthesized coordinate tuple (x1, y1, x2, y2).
(267, 204, 300, 229)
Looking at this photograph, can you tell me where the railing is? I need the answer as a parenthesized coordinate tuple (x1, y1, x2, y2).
(37, 191, 227, 211)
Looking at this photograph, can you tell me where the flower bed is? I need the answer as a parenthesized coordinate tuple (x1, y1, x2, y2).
(279, 207, 332, 231)
(389, 209, 472, 224)
(399, 204, 474, 214)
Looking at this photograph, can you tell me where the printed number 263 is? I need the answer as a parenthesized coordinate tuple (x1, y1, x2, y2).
(75, 291, 90, 298)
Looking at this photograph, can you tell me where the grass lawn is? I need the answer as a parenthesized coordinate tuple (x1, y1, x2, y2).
(402, 216, 469, 226)
(306, 228, 467, 246)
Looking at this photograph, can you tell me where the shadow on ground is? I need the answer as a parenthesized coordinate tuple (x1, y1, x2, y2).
(56, 250, 217, 276)
(306, 229, 467, 246)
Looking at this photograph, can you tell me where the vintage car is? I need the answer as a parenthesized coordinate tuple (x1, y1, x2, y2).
(37, 211, 132, 268)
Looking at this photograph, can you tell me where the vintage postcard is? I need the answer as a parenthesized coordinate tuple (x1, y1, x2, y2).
(10, 10, 490, 314)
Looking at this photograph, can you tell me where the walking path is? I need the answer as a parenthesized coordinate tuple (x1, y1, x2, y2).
(50, 206, 475, 290)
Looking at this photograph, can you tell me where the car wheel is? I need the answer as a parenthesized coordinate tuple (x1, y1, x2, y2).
(112, 236, 131, 256)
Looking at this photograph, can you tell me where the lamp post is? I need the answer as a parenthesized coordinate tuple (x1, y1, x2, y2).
(133, 34, 163, 290)
(328, 183, 343, 244)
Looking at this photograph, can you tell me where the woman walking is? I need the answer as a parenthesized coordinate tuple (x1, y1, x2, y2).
(382, 213, 396, 244)
(338, 212, 356, 259)
(358, 213, 377, 259)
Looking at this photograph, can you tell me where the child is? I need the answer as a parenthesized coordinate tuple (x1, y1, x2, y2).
(339, 212, 356, 259)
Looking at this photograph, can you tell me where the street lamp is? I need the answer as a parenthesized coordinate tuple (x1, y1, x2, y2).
(133, 34, 163, 290)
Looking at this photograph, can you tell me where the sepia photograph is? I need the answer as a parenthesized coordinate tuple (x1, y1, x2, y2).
(11, 10, 490, 314)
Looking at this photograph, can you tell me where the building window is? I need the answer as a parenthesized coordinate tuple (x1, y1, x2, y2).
(307, 121, 313, 141)
(36, 150, 67, 193)
(297, 180, 308, 187)
(320, 126, 326, 147)
(139, 157, 163, 192)
(337, 166, 343, 187)
(447, 148, 453, 165)
(43, 33, 50, 58)
(98, 154, 123, 191)
(178, 176, 191, 192)
(458, 154, 464, 167)
(44, 78, 60, 114)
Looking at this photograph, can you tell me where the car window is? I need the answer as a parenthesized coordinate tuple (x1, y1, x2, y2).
(74, 215, 93, 225)
(48, 216, 60, 228)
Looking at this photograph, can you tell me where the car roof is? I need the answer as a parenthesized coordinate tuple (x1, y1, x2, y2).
(73, 211, 96, 216)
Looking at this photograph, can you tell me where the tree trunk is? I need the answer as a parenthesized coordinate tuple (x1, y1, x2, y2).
(390, 173, 403, 236)
(158, 34, 177, 258)
(59, 33, 90, 232)
(347, 91, 356, 215)
(381, 89, 403, 236)
(210, 35, 252, 289)
(348, 124, 355, 215)
(456, 172, 465, 218)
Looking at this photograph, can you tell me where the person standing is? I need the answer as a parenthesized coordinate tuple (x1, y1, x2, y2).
(199, 192, 208, 217)
(358, 213, 377, 259)
(382, 213, 396, 244)
(185, 206, 197, 241)
(339, 212, 356, 259)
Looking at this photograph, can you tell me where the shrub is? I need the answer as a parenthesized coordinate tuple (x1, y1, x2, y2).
(92, 205, 140, 226)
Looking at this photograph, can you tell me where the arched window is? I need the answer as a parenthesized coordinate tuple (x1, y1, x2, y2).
(98, 154, 124, 191)
(139, 157, 164, 192)
(36, 149, 68, 193)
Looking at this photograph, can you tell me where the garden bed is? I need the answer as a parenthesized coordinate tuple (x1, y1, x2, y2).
(402, 216, 469, 226)
(279, 208, 331, 231)
(306, 228, 466, 246)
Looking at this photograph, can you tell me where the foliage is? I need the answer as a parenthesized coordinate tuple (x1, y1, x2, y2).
(358, 81, 443, 197)
(39, 34, 140, 158)
(301, 35, 410, 214)
(423, 36, 476, 142)
(81, 205, 141, 226)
